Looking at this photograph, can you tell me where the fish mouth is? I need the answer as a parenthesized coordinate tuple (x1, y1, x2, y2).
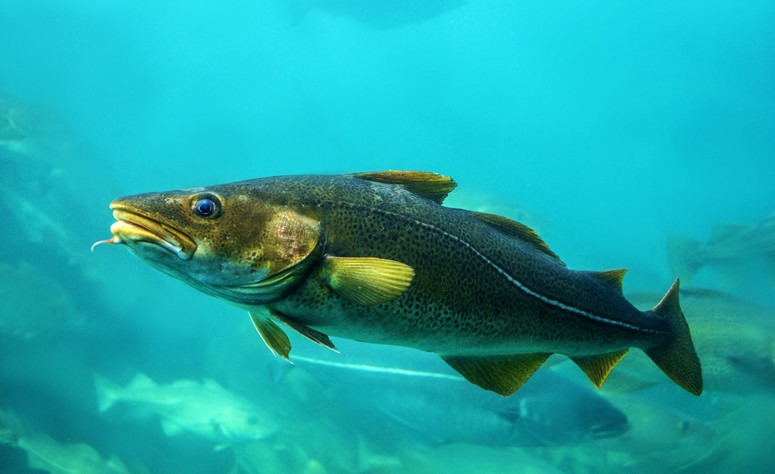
(589, 417, 630, 439)
(94, 204, 197, 260)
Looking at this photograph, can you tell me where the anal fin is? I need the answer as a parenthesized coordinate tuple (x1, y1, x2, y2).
(249, 311, 292, 361)
(441, 353, 551, 397)
(270, 310, 340, 353)
(571, 349, 629, 389)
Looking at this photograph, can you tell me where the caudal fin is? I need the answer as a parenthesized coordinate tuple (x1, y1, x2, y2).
(644, 279, 703, 396)
(667, 235, 704, 283)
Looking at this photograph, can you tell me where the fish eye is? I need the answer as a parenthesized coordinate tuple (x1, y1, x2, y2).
(191, 193, 222, 219)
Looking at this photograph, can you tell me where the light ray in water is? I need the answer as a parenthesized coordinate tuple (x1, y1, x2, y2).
(292, 355, 463, 381)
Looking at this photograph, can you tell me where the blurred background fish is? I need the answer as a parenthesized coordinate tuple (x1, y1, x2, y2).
(95, 373, 278, 448)
(285, 354, 629, 447)
(668, 213, 775, 290)
(0, 409, 135, 474)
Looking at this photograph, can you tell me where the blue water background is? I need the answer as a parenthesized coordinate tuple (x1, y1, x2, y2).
(1, 1, 774, 472)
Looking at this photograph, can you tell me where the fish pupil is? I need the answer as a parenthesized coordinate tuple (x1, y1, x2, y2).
(195, 199, 215, 216)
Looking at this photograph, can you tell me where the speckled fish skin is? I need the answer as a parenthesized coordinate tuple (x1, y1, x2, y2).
(99, 171, 702, 396)
(262, 174, 658, 354)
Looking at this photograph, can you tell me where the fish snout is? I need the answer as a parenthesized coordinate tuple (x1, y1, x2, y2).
(92, 199, 197, 259)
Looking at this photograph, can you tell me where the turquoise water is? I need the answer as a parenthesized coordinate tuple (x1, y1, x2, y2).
(1, 1, 774, 472)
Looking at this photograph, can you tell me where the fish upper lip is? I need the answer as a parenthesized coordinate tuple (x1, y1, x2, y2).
(109, 205, 197, 260)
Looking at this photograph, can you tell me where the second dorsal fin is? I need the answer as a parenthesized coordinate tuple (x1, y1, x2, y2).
(352, 170, 457, 204)
(468, 211, 565, 266)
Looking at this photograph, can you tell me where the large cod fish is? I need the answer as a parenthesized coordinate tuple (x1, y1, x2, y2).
(94, 171, 702, 396)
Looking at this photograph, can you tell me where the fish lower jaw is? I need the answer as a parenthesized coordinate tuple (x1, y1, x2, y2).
(108, 207, 197, 260)
(109, 221, 189, 259)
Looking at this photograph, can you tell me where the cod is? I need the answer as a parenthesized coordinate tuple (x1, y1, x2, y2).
(94, 171, 702, 396)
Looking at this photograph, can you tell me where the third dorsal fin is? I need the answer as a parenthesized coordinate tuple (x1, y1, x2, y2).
(468, 211, 565, 266)
(352, 170, 457, 204)
(587, 269, 628, 294)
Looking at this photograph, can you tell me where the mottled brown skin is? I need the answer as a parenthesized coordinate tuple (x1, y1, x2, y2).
(110, 174, 671, 358)
(260, 175, 669, 357)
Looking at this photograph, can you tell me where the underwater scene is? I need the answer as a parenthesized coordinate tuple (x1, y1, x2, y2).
(1, 1, 774, 473)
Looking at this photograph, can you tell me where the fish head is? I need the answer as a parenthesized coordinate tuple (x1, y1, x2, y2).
(217, 406, 278, 442)
(96, 186, 324, 304)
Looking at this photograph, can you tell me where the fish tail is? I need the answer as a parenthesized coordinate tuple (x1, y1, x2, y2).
(94, 374, 120, 413)
(667, 234, 704, 282)
(644, 279, 703, 396)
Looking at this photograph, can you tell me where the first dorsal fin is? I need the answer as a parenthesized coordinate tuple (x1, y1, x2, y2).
(352, 170, 457, 204)
(441, 353, 551, 396)
(468, 211, 565, 266)
(587, 269, 628, 294)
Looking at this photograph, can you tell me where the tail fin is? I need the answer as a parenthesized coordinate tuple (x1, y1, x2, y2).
(94, 374, 120, 413)
(644, 280, 703, 396)
(667, 235, 704, 283)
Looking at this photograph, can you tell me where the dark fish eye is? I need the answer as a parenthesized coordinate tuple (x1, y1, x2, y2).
(191, 193, 222, 218)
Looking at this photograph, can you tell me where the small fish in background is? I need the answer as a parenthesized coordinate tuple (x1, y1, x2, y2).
(0, 409, 132, 474)
(667, 212, 775, 286)
(94, 171, 702, 397)
(94, 373, 277, 448)
(607, 287, 775, 394)
(288, 355, 630, 447)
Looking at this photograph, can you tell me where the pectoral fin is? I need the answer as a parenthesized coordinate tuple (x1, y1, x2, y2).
(270, 310, 339, 353)
(249, 311, 292, 361)
(571, 349, 629, 389)
(323, 256, 415, 305)
(441, 353, 551, 397)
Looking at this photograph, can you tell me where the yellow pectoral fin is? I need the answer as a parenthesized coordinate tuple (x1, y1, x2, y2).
(323, 256, 415, 306)
(249, 311, 292, 361)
